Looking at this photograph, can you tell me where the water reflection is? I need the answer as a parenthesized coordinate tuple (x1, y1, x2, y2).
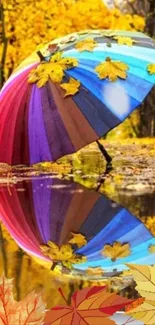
(0, 175, 154, 277)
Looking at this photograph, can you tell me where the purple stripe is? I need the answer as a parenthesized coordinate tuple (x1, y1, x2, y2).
(32, 178, 53, 243)
(48, 179, 76, 244)
(28, 85, 52, 164)
(31, 178, 76, 244)
(41, 83, 75, 161)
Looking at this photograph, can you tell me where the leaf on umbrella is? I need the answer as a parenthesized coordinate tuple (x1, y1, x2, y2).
(147, 63, 155, 74)
(68, 232, 87, 248)
(60, 78, 80, 97)
(102, 242, 131, 262)
(95, 57, 129, 82)
(114, 36, 136, 46)
(148, 245, 155, 254)
(0, 274, 46, 325)
(75, 38, 97, 52)
(44, 286, 132, 325)
(102, 31, 116, 38)
(40, 241, 86, 269)
(86, 267, 104, 277)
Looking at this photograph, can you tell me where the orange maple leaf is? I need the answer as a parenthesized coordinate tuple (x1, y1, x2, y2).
(44, 286, 132, 325)
(0, 274, 46, 325)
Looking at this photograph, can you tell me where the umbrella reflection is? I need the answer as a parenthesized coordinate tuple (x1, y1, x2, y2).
(0, 176, 154, 275)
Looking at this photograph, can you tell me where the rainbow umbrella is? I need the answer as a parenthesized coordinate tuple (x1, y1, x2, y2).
(0, 176, 154, 275)
(0, 30, 155, 165)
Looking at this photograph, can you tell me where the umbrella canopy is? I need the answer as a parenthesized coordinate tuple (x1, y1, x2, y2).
(0, 176, 154, 274)
(0, 30, 155, 165)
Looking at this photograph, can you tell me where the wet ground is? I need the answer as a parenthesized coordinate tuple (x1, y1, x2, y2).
(0, 140, 154, 307)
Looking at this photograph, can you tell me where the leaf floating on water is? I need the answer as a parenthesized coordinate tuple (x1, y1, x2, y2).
(68, 232, 87, 248)
(102, 242, 131, 261)
(86, 267, 104, 277)
(95, 57, 129, 82)
(147, 63, 155, 74)
(40, 241, 86, 269)
(61, 78, 80, 97)
(75, 38, 97, 52)
(148, 245, 155, 254)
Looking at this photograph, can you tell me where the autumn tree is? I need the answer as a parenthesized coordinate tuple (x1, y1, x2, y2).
(116, 0, 155, 137)
(0, 0, 145, 89)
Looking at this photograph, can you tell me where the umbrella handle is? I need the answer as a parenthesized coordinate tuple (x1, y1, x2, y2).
(37, 51, 46, 62)
(96, 140, 112, 164)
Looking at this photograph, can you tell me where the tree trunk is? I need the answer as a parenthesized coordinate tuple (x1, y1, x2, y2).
(126, 0, 155, 137)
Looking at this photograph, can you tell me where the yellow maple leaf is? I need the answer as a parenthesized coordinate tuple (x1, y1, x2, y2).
(68, 232, 87, 248)
(126, 264, 155, 324)
(75, 38, 97, 52)
(149, 245, 155, 254)
(28, 52, 78, 87)
(60, 78, 80, 97)
(86, 267, 104, 277)
(102, 242, 131, 262)
(95, 57, 129, 82)
(40, 241, 86, 269)
(0, 274, 46, 325)
(114, 36, 136, 46)
(126, 264, 155, 301)
(147, 63, 155, 74)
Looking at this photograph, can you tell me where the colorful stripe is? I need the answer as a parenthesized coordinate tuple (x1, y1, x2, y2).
(0, 30, 155, 165)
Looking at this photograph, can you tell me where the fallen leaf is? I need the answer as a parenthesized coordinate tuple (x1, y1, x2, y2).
(147, 63, 155, 74)
(44, 286, 132, 325)
(114, 36, 136, 46)
(60, 78, 80, 97)
(95, 57, 129, 82)
(148, 245, 155, 254)
(86, 267, 104, 277)
(127, 300, 155, 325)
(75, 38, 97, 52)
(102, 242, 131, 261)
(68, 232, 87, 248)
(0, 274, 45, 325)
(125, 264, 155, 324)
(126, 264, 155, 301)
(40, 241, 86, 269)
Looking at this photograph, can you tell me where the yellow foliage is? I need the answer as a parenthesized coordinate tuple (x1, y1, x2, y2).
(28, 53, 78, 87)
(75, 38, 97, 52)
(68, 232, 87, 248)
(61, 78, 80, 97)
(147, 63, 155, 75)
(127, 264, 155, 324)
(1, 0, 145, 82)
(95, 57, 129, 82)
(102, 242, 131, 262)
(114, 36, 136, 46)
(40, 241, 87, 269)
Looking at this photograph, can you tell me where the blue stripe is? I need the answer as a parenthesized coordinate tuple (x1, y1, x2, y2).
(67, 67, 140, 120)
(64, 50, 155, 84)
(77, 209, 141, 255)
(65, 75, 121, 137)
